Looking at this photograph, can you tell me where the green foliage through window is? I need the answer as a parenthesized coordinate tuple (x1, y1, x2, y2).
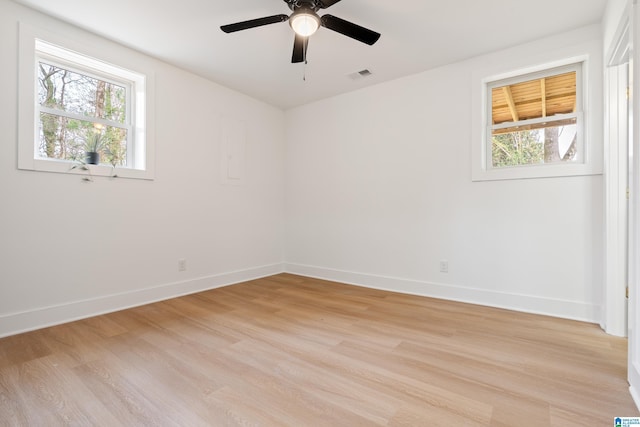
(37, 62, 128, 166)
(492, 124, 577, 168)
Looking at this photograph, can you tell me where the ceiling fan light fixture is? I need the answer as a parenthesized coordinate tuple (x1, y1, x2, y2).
(289, 9, 320, 36)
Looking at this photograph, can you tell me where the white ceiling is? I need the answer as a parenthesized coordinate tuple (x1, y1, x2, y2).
(12, 0, 608, 110)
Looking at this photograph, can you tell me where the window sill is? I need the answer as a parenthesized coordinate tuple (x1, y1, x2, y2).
(471, 161, 602, 181)
(18, 158, 154, 181)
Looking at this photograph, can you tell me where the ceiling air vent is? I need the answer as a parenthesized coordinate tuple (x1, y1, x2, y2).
(348, 69, 373, 80)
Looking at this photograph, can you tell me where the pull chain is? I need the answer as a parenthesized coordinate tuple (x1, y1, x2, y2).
(303, 38, 308, 81)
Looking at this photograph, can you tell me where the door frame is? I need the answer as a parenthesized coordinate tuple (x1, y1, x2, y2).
(605, 6, 631, 338)
(626, 0, 640, 408)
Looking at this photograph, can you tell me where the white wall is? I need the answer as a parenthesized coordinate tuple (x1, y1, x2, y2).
(0, 1, 286, 337)
(604, 0, 629, 56)
(285, 25, 604, 322)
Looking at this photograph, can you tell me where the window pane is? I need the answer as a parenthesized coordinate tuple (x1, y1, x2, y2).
(38, 62, 126, 124)
(491, 121, 577, 168)
(38, 112, 128, 166)
(491, 72, 576, 125)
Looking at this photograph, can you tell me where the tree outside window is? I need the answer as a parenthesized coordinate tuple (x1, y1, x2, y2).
(37, 61, 130, 166)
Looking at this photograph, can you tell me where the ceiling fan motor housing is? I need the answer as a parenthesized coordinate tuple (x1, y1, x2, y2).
(287, 0, 321, 12)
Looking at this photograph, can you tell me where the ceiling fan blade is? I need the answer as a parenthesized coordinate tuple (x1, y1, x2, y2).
(317, 0, 342, 9)
(320, 14, 381, 45)
(292, 34, 309, 63)
(221, 14, 288, 33)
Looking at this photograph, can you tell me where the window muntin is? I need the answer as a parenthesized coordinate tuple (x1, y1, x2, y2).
(486, 64, 583, 169)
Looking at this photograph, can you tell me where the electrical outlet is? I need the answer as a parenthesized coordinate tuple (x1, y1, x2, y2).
(178, 259, 187, 272)
(439, 260, 449, 273)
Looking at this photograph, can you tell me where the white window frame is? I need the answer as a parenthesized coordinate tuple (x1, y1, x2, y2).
(18, 23, 155, 180)
(471, 54, 602, 181)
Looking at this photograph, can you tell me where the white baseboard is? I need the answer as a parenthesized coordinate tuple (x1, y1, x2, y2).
(284, 263, 600, 323)
(1, 262, 601, 338)
(0, 263, 285, 338)
(630, 384, 640, 413)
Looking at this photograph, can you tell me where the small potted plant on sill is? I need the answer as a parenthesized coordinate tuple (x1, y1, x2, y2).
(84, 129, 105, 165)
(70, 128, 119, 182)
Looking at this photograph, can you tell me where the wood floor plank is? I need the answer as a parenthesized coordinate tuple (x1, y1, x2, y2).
(0, 354, 121, 426)
(0, 331, 51, 370)
(0, 273, 637, 426)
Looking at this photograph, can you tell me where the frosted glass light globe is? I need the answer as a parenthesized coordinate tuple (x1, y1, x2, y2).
(290, 12, 319, 36)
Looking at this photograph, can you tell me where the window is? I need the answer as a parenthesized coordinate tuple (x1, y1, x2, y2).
(18, 23, 154, 180)
(471, 52, 602, 182)
(488, 63, 582, 169)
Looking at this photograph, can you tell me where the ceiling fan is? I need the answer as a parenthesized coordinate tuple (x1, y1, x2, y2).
(220, 0, 381, 64)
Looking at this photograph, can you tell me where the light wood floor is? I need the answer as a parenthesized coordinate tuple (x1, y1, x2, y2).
(0, 273, 637, 426)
